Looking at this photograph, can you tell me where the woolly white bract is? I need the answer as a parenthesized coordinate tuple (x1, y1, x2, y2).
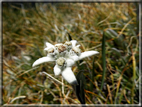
(32, 40, 99, 85)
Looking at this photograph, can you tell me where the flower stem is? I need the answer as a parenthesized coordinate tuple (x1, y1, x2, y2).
(42, 72, 63, 85)
(62, 77, 65, 104)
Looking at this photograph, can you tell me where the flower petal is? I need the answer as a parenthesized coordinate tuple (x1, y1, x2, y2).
(69, 55, 79, 62)
(76, 45, 81, 47)
(76, 51, 99, 61)
(66, 58, 75, 67)
(62, 67, 78, 85)
(53, 65, 61, 76)
(71, 40, 77, 47)
(32, 56, 55, 67)
(44, 42, 55, 50)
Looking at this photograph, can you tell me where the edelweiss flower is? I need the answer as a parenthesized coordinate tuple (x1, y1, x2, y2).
(32, 40, 99, 85)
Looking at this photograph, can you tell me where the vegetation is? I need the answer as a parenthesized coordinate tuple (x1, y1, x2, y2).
(2, 2, 140, 105)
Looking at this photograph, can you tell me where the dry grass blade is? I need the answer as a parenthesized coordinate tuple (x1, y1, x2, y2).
(10, 96, 26, 104)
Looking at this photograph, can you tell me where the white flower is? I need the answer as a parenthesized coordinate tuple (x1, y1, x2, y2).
(32, 40, 99, 85)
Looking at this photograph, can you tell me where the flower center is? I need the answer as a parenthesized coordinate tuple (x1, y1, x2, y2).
(57, 45, 67, 53)
(55, 43, 63, 48)
(72, 46, 81, 55)
(64, 41, 72, 46)
(56, 57, 65, 66)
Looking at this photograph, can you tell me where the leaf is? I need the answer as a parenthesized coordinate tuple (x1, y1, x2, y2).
(111, 48, 121, 57)
(105, 29, 127, 49)
(72, 71, 86, 104)
(78, 72, 85, 104)
(67, 32, 72, 41)
(105, 29, 118, 39)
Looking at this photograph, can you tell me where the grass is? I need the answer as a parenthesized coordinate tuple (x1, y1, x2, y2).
(2, 2, 140, 105)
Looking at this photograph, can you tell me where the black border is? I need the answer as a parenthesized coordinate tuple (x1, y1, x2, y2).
(1, 0, 141, 106)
